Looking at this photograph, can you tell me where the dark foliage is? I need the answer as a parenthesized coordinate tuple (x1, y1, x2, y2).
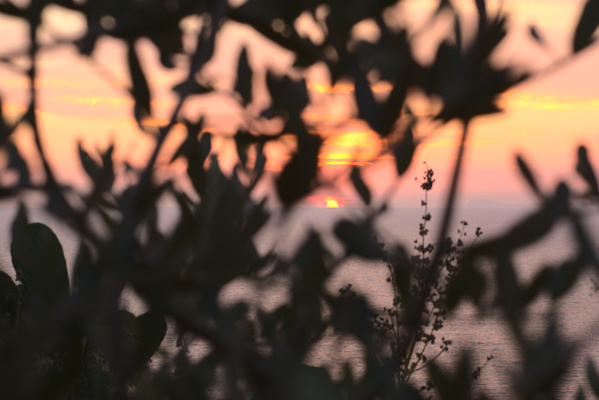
(0, 0, 597, 399)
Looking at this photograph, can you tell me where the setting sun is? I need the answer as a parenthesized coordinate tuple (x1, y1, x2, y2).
(324, 197, 339, 208)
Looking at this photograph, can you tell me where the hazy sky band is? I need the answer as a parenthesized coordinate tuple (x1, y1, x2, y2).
(0, 0, 597, 207)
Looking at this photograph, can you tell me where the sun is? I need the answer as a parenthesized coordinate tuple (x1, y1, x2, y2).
(326, 199, 339, 208)
(324, 197, 339, 208)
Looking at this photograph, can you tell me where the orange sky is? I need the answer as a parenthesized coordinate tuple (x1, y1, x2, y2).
(0, 1, 598, 207)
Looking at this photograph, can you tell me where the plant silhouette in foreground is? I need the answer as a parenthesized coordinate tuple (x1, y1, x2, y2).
(0, 0, 599, 399)
(341, 165, 487, 394)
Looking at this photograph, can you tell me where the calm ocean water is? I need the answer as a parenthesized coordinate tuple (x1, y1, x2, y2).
(2, 204, 599, 397)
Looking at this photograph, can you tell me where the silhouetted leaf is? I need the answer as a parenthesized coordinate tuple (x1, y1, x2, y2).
(454, 12, 462, 53)
(519, 324, 571, 397)
(472, 202, 558, 255)
(172, 78, 212, 97)
(496, 254, 522, 327)
(5, 141, 29, 186)
(199, 132, 212, 164)
(11, 202, 28, 241)
(0, 270, 17, 321)
(127, 42, 152, 125)
(172, 123, 211, 196)
(550, 258, 583, 299)
(235, 130, 250, 168)
(78, 143, 115, 192)
(529, 25, 545, 45)
(394, 128, 416, 176)
(72, 241, 95, 293)
(235, 47, 253, 105)
(351, 166, 371, 205)
(523, 267, 550, 305)
(334, 221, 385, 260)
(147, 22, 183, 69)
(230, 2, 319, 67)
(279, 365, 341, 400)
(253, 143, 267, 185)
(78, 143, 101, 181)
(574, 0, 599, 52)
(428, 353, 472, 400)
(576, 145, 599, 197)
(266, 72, 309, 132)
(447, 256, 486, 309)
(243, 197, 269, 237)
(390, 245, 414, 301)
(570, 207, 599, 271)
(0, 97, 10, 145)
(588, 359, 599, 397)
(379, 79, 408, 137)
(436, 0, 454, 14)
(289, 233, 329, 347)
(276, 132, 321, 206)
(516, 154, 541, 197)
(353, 65, 380, 133)
(0, 2, 25, 18)
(133, 311, 167, 370)
(331, 295, 372, 343)
(475, 0, 487, 27)
(11, 222, 69, 312)
(100, 144, 115, 191)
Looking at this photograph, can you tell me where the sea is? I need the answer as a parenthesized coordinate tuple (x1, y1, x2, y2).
(2, 203, 599, 398)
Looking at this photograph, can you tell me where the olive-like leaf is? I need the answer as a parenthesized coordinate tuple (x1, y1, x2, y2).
(235, 47, 253, 105)
(78, 143, 101, 182)
(394, 128, 416, 176)
(472, 204, 557, 255)
(550, 258, 583, 299)
(72, 241, 97, 294)
(523, 268, 551, 305)
(496, 254, 521, 326)
(147, 22, 183, 69)
(574, 0, 599, 52)
(252, 143, 267, 186)
(133, 311, 167, 370)
(379, 79, 408, 138)
(0, 270, 18, 320)
(0, 3, 25, 18)
(516, 154, 541, 197)
(576, 145, 599, 197)
(11, 202, 28, 241)
(5, 141, 29, 186)
(172, 124, 211, 196)
(475, 0, 487, 32)
(235, 130, 250, 169)
(100, 144, 115, 191)
(0, 97, 10, 145)
(266, 72, 309, 133)
(276, 132, 321, 206)
(11, 222, 69, 311)
(351, 166, 371, 205)
(447, 256, 486, 309)
(428, 353, 472, 400)
(334, 220, 384, 260)
(588, 359, 599, 397)
(519, 324, 571, 396)
(529, 25, 545, 46)
(127, 42, 152, 124)
(353, 65, 380, 133)
(330, 295, 372, 343)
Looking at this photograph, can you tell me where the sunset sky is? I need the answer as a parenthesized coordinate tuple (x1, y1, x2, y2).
(0, 0, 598, 208)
